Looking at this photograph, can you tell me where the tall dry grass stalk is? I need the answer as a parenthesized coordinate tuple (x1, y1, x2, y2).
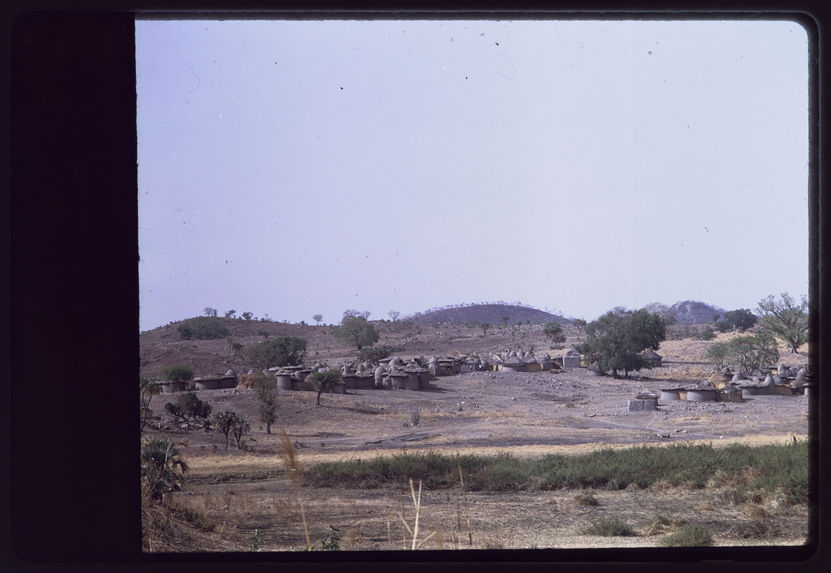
(397, 479, 436, 550)
(277, 427, 311, 551)
(458, 465, 473, 546)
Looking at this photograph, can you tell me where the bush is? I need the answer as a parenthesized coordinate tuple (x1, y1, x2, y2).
(165, 393, 212, 429)
(177, 316, 230, 340)
(660, 524, 714, 547)
(697, 326, 715, 341)
(141, 436, 189, 500)
(244, 336, 307, 369)
(357, 345, 394, 363)
(212, 410, 249, 450)
(583, 519, 637, 537)
(161, 365, 194, 383)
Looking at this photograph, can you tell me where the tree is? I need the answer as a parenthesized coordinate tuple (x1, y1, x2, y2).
(161, 365, 194, 383)
(481, 322, 491, 337)
(313, 314, 323, 326)
(177, 316, 229, 340)
(242, 311, 253, 320)
(725, 333, 779, 376)
(581, 308, 666, 378)
(252, 375, 278, 434)
(139, 378, 160, 432)
(542, 322, 567, 347)
(756, 293, 809, 354)
(307, 369, 342, 406)
(723, 309, 758, 332)
(224, 309, 237, 319)
(343, 309, 371, 320)
(203, 307, 218, 317)
(332, 315, 379, 350)
(244, 336, 307, 369)
(572, 319, 587, 334)
(643, 303, 677, 326)
(501, 315, 510, 327)
(164, 393, 212, 430)
(705, 342, 729, 369)
(141, 436, 189, 500)
(212, 410, 248, 450)
(388, 310, 400, 322)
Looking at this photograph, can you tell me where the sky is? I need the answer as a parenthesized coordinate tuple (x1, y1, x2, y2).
(136, 18, 810, 332)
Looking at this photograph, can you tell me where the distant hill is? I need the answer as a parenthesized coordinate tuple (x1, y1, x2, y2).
(406, 303, 568, 325)
(670, 300, 726, 324)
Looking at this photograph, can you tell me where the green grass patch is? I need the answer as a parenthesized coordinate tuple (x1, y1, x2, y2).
(304, 442, 810, 505)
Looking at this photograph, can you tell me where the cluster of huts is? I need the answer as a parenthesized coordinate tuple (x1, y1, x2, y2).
(158, 345, 588, 394)
(629, 363, 812, 411)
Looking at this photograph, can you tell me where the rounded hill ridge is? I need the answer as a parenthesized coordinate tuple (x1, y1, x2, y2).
(406, 303, 568, 325)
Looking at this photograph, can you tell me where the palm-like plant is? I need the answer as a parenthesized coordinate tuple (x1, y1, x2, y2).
(141, 436, 189, 500)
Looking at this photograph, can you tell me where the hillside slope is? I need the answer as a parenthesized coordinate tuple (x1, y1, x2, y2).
(407, 303, 567, 325)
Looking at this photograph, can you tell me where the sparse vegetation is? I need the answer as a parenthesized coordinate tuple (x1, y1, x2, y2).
(177, 316, 229, 340)
(542, 321, 566, 347)
(211, 410, 249, 450)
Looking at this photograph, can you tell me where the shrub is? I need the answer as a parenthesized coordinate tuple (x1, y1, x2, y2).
(161, 365, 194, 383)
(357, 345, 394, 363)
(697, 326, 715, 341)
(573, 492, 600, 506)
(177, 316, 229, 340)
(165, 393, 211, 429)
(660, 524, 714, 547)
(141, 436, 189, 500)
(583, 519, 637, 537)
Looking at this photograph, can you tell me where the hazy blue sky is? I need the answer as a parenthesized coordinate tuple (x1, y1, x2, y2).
(137, 18, 809, 331)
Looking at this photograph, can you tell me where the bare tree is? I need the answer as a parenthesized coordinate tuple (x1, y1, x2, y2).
(388, 310, 400, 322)
(313, 314, 323, 326)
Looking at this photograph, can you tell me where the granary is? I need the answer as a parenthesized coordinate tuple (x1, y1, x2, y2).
(561, 346, 582, 369)
(193, 373, 238, 391)
(640, 349, 663, 368)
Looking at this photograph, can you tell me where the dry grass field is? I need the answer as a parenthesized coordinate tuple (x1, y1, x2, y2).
(140, 319, 813, 554)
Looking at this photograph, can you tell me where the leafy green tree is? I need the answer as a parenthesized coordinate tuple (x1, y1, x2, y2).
(581, 309, 666, 378)
(161, 365, 194, 383)
(715, 320, 733, 333)
(756, 293, 809, 354)
(307, 369, 342, 406)
(141, 436, 189, 500)
(723, 309, 758, 332)
(244, 336, 307, 369)
(725, 333, 779, 376)
(705, 342, 729, 369)
(177, 316, 229, 340)
(242, 311, 253, 320)
(332, 315, 379, 350)
(542, 322, 567, 347)
(164, 393, 212, 429)
(252, 375, 279, 434)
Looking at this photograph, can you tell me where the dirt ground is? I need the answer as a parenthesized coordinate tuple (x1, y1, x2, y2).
(143, 366, 813, 553)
